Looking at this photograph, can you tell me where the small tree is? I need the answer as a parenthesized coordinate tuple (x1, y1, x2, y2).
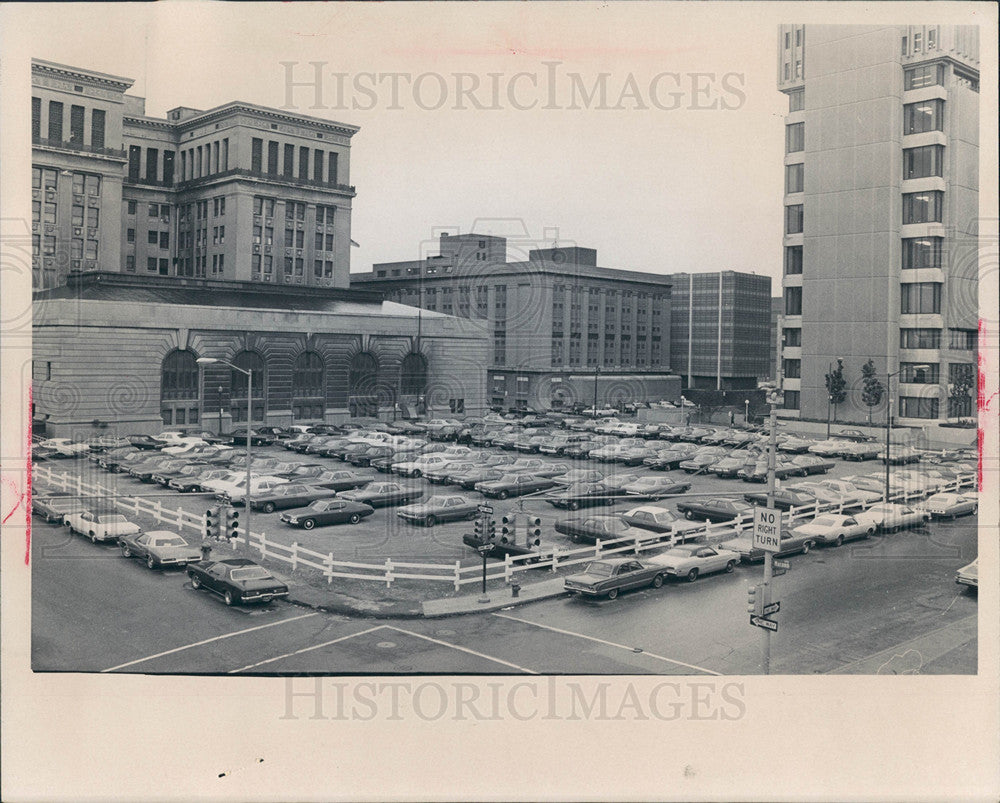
(948, 364, 974, 419)
(825, 358, 848, 422)
(861, 359, 884, 425)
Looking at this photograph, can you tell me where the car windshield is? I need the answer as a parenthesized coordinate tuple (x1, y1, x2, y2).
(664, 547, 695, 557)
(583, 562, 614, 577)
(308, 500, 329, 510)
(101, 514, 128, 524)
(154, 536, 188, 547)
(230, 567, 271, 581)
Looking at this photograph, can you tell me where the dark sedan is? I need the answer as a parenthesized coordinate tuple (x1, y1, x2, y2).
(790, 455, 835, 475)
(187, 558, 289, 606)
(339, 482, 424, 508)
(737, 459, 805, 483)
(742, 487, 818, 511)
(349, 445, 395, 467)
(553, 515, 644, 544)
(32, 491, 80, 523)
(475, 473, 558, 500)
(128, 434, 166, 450)
(564, 558, 667, 600)
(396, 495, 480, 526)
(309, 470, 373, 492)
(225, 429, 277, 446)
(249, 483, 340, 513)
(279, 498, 376, 529)
(547, 481, 618, 510)
(621, 477, 692, 499)
(675, 498, 754, 523)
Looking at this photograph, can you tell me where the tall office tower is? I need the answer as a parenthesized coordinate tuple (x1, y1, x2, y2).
(776, 25, 979, 423)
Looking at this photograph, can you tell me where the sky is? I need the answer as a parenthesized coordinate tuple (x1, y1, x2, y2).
(6, 2, 980, 291)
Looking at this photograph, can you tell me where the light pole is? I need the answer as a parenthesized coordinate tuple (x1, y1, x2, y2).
(593, 365, 601, 418)
(884, 364, 927, 501)
(744, 399, 750, 428)
(826, 393, 832, 439)
(198, 357, 252, 542)
(217, 385, 224, 435)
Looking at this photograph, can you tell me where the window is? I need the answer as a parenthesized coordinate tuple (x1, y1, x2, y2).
(161, 349, 199, 401)
(948, 363, 974, 417)
(160, 231, 169, 250)
(900, 283, 941, 314)
(328, 152, 339, 183)
(783, 359, 801, 379)
(283, 143, 294, 178)
(785, 245, 803, 274)
(69, 105, 84, 144)
(163, 151, 174, 184)
(783, 327, 801, 347)
(902, 237, 943, 269)
(148, 230, 159, 245)
(949, 329, 976, 350)
(125, 255, 135, 271)
(299, 146, 309, 180)
(900, 328, 941, 349)
(785, 163, 804, 193)
(85, 240, 98, 260)
(900, 363, 939, 384)
(788, 89, 804, 112)
(48, 101, 63, 141)
(86, 175, 100, 197)
(784, 286, 802, 316)
(903, 145, 944, 179)
(292, 351, 325, 418)
(314, 150, 324, 181)
(904, 99, 944, 135)
(72, 205, 84, 226)
(785, 122, 804, 153)
(127, 200, 136, 215)
(128, 145, 141, 180)
(902, 192, 943, 224)
(148, 203, 159, 218)
(127, 228, 135, 243)
(251, 138, 263, 172)
(782, 390, 800, 410)
(400, 353, 428, 395)
(899, 396, 938, 419)
(43, 203, 56, 224)
(145, 148, 159, 183)
(267, 141, 279, 174)
(147, 257, 158, 272)
(912, 31, 922, 51)
(785, 204, 803, 234)
(32, 97, 41, 139)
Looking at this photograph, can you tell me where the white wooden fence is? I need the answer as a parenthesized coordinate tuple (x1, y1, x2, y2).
(32, 464, 970, 592)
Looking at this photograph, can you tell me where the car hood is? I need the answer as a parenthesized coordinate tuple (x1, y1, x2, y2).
(105, 522, 142, 534)
(152, 544, 202, 559)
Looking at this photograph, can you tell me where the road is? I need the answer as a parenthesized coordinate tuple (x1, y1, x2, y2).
(31, 513, 977, 675)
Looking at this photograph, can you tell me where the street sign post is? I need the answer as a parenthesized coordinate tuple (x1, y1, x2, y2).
(477, 504, 494, 515)
(750, 615, 778, 632)
(773, 559, 790, 570)
(762, 601, 780, 616)
(753, 507, 782, 552)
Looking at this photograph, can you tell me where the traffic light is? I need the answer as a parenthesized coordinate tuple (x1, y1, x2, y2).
(500, 513, 515, 544)
(474, 518, 485, 541)
(527, 516, 542, 547)
(486, 520, 496, 541)
(204, 506, 220, 539)
(747, 584, 759, 615)
(224, 506, 241, 540)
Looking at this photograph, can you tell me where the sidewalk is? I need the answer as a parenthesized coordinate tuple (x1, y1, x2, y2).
(422, 577, 568, 618)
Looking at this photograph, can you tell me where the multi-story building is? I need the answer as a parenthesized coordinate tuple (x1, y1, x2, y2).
(31, 58, 357, 290)
(352, 234, 682, 411)
(668, 271, 773, 389)
(777, 25, 979, 422)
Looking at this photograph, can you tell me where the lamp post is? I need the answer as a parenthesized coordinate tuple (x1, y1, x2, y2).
(593, 365, 601, 418)
(744, 399, 750, 428)
(217, 385, 224, 435)
(884, 364, 928, 501)
(198, 357, 252, 542)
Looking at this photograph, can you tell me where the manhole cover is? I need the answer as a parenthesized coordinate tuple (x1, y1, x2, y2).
(375, 641, 397, 649)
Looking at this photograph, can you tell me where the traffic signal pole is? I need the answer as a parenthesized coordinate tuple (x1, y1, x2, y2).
(761, 388, 778, 675)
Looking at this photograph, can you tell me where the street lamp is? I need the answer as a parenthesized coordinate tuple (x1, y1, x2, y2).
(197, 357, 252, 543)
(744, 399, 750, 428)
(217, 385, 224, 435)
(884, 364, 928, 501)
(592, 365, 601, 418)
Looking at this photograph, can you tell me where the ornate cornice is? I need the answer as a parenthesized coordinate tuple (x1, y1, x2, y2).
(31, 59, 134, 93)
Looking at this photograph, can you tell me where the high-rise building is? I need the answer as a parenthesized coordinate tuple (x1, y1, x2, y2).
(31, 59, 358, 290)
(777, 25, 979, 423)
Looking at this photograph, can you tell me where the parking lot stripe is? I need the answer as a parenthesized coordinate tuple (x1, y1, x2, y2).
(492, 613, 721, 675)
(101, 612, 319, 672)
(228, 624, 388, 673)
(383, 625, 540, 674)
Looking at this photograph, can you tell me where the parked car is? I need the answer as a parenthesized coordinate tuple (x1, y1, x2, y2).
(161, 437, 211, 455)
(552, 468, 605, 486)
(309, 470, 374, 492)
(678, 450, 727, 474)
(742, 487, 818, 511)
(119, 530, 202, 569)
(618, 505, 702, 541)
(64, 510, 141, 544)
(621, 476, 692, 499)
(129, 434, 167, 450)
(279, 498, 376, 529)
(718, 530, 817, 563)
(855, 503, 931, 532)
(642, 447, 698, 471)
(777, 436, 814, 454)
(919, 492, 978, 519)
(564, 558, 667, 600)
(955, 558, 978, 590)
(31, 490, 80, 523)
(36, 437, 91, 458)
(475, 473, 558, 500)
(216, 475, 290, 505)
(878, 445, 922, 465)
(187, 558, 289, 606)
(838, 441, 882, 461)
(396, 495, 480, 526)
(547, 481, 618, 510)
(151, 462, 210, 487)
(807, 438, 854, 457)
(645, 544, 740, 582)
(392, 453, 457, 478)
(339, 482, 423, 508)
(553, 515, 642, 544)
(675, 498, 753, 523)
(837, 429, 873, 442)
(814, 479, 883, 507)
(790, 513, 874, 547)
(790, 455, 835, 475)
(248, 483, 340, 513)
(225, 429, 277, 446)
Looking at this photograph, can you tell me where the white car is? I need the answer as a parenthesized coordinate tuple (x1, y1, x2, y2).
(161, 437, 210, 455)
(215, 475, 290, 504)
(855, 503, 931, 533)
(64, 510, 141, 543)
(153, 431, 195, 446)
(392, 454, 457, 478)
(807, 438, 853, 457)
(37, 438, 90, 457)
(918, 493, 978, 519)
(791, 513, 874, 547)
(198, 470, 248, 494)
(956, 558, 978, 589)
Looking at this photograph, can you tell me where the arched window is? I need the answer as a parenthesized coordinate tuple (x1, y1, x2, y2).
(348, 351, 379, 417)
(292, 351, 325, 421)
(161, 349, 199, 427)
(230, 350, 266, 423)
(399, 352, 428, 396)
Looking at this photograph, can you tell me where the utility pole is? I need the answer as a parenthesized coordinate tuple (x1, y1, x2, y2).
(761, 385, 778, 674)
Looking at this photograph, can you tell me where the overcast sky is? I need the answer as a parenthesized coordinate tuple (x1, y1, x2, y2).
(11, 3, 981, 292)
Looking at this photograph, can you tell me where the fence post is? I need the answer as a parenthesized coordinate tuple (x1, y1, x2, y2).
(291, 542, 298, 571)
(385, 558, 393, 588)
(453, 560, 461, 592)
(504, 552, 513, 583)
(259, 531, 267, 558)
(551, 547, 559, 572)
(634, 534, 641, 555)
(176, 506, 185, 529)
(153, 498, 164, 522)
(326, 552, 334, 584)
